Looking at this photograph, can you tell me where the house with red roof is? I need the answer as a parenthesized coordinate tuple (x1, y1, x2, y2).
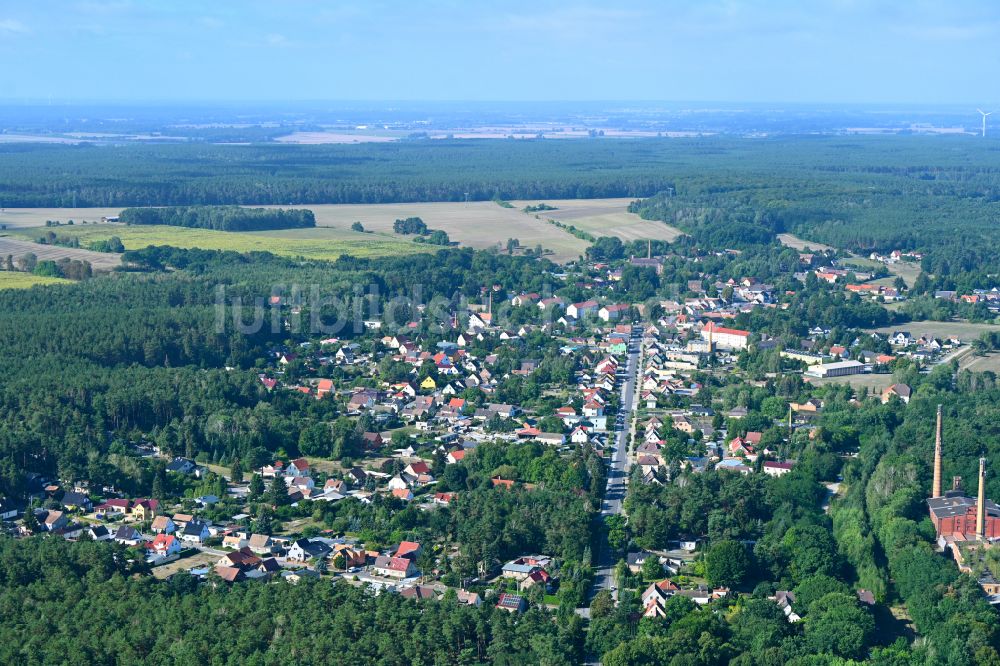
(391, 488, 413, 501)
(316, 378, 334, 398)
(372, 555, 417, 579)
(150, 533, 181, 557)
(394, 541, 422, 560)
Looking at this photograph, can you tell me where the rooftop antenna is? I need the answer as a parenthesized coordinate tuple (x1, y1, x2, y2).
(977, 109, 993, 137)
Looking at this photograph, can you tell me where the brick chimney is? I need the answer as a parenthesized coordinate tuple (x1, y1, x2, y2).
(977, 457, 987, 540)
(932, 405, 943, 498)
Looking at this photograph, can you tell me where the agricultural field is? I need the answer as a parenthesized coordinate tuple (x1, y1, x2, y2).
(0, 271, 72, 289)
(959, 352, 1000, 374)
(276, 198, 677, 262)
(777, 233, 836, 253)
(514, 198, 683, 242)
(290, 201, 591, 261)
(0, 199, 685, 264)
(6, 223, 427, 261)
(869, 321, 1000, 342)
(0, 236, 123, 271)
(0, 207, 122, 229)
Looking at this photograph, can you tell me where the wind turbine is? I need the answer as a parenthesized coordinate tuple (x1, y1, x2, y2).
(977, 109, 992, 137)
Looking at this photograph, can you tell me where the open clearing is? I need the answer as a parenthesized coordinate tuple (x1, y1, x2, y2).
(151, 551, 219, 580)
(959, 352, 1000, 374)
(806, 373, 897, 394)
(0, 271, 72, 289)
(514, 198, 683, 242)
(868, 321, 1000, 342)
(290, 198, 679, 262)
(292, 201, 591, 261)
(0, 207, 123, 229)
(7, 224, 426, 261)
(0, 236, 123, 271)
(778, 233, 836, 253)
(1, 199, 684, 264)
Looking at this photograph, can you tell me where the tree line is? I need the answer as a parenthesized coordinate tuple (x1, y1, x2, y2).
(120, 205, 316, 231)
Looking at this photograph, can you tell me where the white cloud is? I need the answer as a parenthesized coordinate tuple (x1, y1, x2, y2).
(0, 18, 28, 34)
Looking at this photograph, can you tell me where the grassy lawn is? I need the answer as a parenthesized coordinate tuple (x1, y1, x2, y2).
(151, 551, 218, 579)
(9, 223, 428, 261)
(0, 271, 72, 289)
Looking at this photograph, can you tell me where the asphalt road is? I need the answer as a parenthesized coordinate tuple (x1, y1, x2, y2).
(588, 324, 642, 605)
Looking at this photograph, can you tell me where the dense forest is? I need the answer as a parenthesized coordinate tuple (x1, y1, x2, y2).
(119, 206, 315, 231)
(626, 136, 1000, 286)
(4, 135, 998, 283)
(0, 140, 677, 207)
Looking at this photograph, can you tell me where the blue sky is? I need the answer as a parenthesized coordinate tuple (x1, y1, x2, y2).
(1, 1, 998, 103)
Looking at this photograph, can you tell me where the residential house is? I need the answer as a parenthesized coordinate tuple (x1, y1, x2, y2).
(518, 569, 551, 592)
(150, 515, 176, 534)
(316, 378, 334, 398)
(642, 579, 680, 617)
(88, 525, 112, 541)
(391, 488, 414, 502)
(495, 593, 527, 613)
(0, 498, 20, 521)
(165, 457, 201, 476)
(181, 519, 210, 544)
(372, 555, 417, 579)
(131, 499, 159, 522)
(456, 590, 482, 606)
(762, 461, 796, 477)
(566, 300, 599, 319)
(214, 566, 245, 584)
(171, 513, 195, 529)
(287, 458, 310, 477)
(150, 533, 181, 557)
(217, 547, 262, 571)
(60, 490, 92, 512)
(362, 432, 384, 449)
(881, 383, 912, 404)
(288, 539, 332, 563)
(394, 541, 422, 560)
(222, 533, 248, 550)
(433, 492, 456, 505)
(39, 509, 68, 532)
(400, 585, 439, 602)
(113, 524, 143, 546)
(599, 304, 630, 321)
(248, 533, 273, 555)
(95, 498, 131, 517)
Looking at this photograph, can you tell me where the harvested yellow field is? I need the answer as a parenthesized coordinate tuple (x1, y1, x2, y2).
(290, 201, 591, 262)
(0, 271, 72, 289)
(0, 207, 124, 229)
(2, 198, 685, 264)
(777, 233, 836, 253)
(515, 198, 683, 242)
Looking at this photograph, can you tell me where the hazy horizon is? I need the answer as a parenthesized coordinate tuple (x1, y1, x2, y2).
(1, 1, 999, 105)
